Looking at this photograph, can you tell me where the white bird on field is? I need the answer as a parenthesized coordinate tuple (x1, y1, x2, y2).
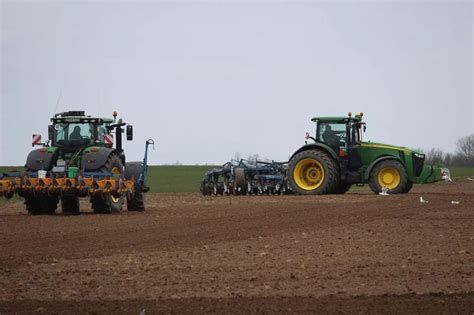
(467, 177, 474, 181)
(379, 186, 389, 196)
(420, 196, 429, 204)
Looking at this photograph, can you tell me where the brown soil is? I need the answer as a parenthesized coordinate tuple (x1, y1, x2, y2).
(0, 181, 473, 314)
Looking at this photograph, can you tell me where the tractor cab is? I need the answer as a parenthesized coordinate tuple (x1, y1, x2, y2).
(49, 111, 114, 150)
(309, 112, 365, 155)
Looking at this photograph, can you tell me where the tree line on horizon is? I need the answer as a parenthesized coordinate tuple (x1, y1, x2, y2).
(424, 134, 474, 167)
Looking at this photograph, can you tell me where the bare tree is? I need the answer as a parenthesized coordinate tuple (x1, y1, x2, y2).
(425, 148, 445, 166)
(231, 152, 242, 162)
(444, 152, 453, 166)
(456, 134, 474, 163)
(246, 154, 260, 165)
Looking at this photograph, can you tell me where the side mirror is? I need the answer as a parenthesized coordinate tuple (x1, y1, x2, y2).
(126, 125, 133, 141)
(48, 125, 53, 140)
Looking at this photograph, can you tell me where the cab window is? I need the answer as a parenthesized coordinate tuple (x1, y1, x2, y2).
(317, 123, 346, 148)
(54, 123, 95, 145)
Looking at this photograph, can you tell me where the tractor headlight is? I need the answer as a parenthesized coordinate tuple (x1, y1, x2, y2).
(413, 152, 425, 159)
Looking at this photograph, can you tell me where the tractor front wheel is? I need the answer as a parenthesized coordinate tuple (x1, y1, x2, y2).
(369, 160, 409, 194)
(288, 150, 339, 195)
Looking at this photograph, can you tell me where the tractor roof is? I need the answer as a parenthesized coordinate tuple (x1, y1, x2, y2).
(52, 111, 113, 124)
(311, 113, 364, 123)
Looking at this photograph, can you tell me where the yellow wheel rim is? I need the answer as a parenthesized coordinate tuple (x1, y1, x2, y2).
(111, 195, 121, 203)
(377, 167, 401, 189)
(293, 158, 325, 190)
(111, 167, 122, 203)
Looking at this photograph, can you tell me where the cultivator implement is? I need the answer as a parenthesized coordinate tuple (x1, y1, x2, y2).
(200, 159, 294, 196)
(0, 171, 135, 199)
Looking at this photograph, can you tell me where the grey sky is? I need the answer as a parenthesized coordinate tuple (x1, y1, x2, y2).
(1, 0, 472, 166)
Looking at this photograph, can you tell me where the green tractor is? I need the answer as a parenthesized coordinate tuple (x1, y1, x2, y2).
(0, 111, 154, 214)
(288, 112, 449, 195)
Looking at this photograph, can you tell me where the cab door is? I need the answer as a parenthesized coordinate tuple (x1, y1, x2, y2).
(346, 121, 362, 171)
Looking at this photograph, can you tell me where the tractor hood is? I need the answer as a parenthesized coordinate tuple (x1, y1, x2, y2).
(360, 142, 418, 155)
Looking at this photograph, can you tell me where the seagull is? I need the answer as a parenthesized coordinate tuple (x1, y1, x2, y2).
(420, 196, 429, 204)
(467, 177, 474, 181)
(379, 186, 389, 196)
(441, 169, 453, 183)
(451, 200, 460, 205)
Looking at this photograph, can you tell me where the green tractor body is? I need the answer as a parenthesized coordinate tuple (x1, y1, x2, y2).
(0, 111, 153, 214)
(288, 113, 449, 195)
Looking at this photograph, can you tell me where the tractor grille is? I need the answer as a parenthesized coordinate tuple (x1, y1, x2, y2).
(412, 153, 425, 177)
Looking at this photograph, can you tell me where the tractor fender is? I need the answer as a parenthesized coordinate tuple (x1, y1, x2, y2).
(364, 156, 403, 181)
(26, 147, 59, 171)
(82, 147, 118, 171)
(125, 162, 143, 181)
(290, 143, 338, 161)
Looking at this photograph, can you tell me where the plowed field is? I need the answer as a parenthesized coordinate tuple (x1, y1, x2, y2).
(0, 181, 473, 313)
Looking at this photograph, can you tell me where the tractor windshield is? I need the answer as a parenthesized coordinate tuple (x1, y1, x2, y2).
(315, 120, 363, 149)
(54, 122, 96, 147)
(317, 123, 346, 149)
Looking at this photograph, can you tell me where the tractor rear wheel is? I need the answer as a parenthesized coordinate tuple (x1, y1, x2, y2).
(288, 150, 339, 195)
(25, 195, 58, 215)
(61, 196, 80, 215)
(369, 160, 409, 194)
(127, 180, 145, 212)
(91, 154, 125, 214)
(127, 191, 144, 211)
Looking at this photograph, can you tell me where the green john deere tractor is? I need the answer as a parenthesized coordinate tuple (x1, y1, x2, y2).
(0, 111, 154, 215)
(288, 112, 449, 195)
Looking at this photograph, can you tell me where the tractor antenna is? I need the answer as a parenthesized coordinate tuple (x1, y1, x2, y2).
(53, 88, 63, 114)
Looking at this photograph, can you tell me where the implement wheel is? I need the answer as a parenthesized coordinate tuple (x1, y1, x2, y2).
(61, 196, 80, 215)
(288, 150, 339, 195)
(234, 168, 247, 195)
(91, 154, 125, 214)
(25, 195, 58, 215)
(369, 160, 408, 194)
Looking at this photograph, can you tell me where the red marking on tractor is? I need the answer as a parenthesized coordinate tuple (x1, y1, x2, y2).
(104, 135, 114, 147)
(32, 134, 42, 146)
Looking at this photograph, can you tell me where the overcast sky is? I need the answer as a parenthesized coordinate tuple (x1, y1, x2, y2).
(1, 0, 472, 166)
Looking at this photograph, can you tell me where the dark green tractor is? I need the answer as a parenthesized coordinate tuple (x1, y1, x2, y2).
(0, 111, 153, 215)
(288, 112, 449, 195)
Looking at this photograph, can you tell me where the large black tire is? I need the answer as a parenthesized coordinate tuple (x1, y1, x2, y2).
(25, 195, 58, 215)
(91, 154, 125, 214)
(124, 161, 146, 211)
(288, 150, 340, 195)
(127, 191, 144, 211)
(403, 182, 413, 193)
(369, 160, 409, 194)
(334, 182, 352, 194)
(61, 196, 80, 215)
(127, 185, 145, 212)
